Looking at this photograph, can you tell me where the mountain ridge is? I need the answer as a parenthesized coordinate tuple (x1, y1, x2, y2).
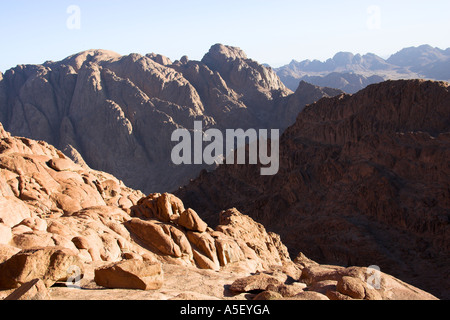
(276, 44, 450, 93)
(0, 44, 342, 194)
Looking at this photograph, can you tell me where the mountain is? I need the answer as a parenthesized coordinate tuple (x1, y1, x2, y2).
(276, 45, 450, 93)
(299, 73, 385, 94)
(387, 44, 450, 69)
(175, 79, 450, 299)
(0, 123, 438, 300)
(0, 45, 342, 194)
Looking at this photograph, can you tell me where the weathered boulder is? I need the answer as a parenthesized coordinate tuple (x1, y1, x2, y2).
(0, 247, 84, 289)
(124, 218, 192, 259)
(4, 279, 51, 300)
(178, 208, 208, 233)
(253, 290, 283, 301)
(230, 273, 284, 293)
(336, 276, 366, 299)
(94, 259, 163, 290)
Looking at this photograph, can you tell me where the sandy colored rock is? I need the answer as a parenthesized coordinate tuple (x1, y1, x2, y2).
(253, 290, 283, 300)
(0, 247, 84, 289)
(0, 197, 32, 227)
(94, 259, 163, 291)
(326, 290, 354, 301)
(125, 218, 186, 258)
(230, 273, 284, 293)
(290, 291, 330, 300)
(48, 158, 82, 172)
(0, 223, 12, 245)
(267, 282, 306, 298)
(186, 231, 218, 263)
(178, 208, 208, 233)
(0, 244, 20, 264)
(337, 276, 366, 299)
(12, 232, 55, 249)
(215, 237, 244, 267)
(306, 280, 337, 295)
(4, 279, 51, 300)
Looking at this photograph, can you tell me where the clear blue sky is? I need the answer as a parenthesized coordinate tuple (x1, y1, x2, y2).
(1, 0, 450, 72)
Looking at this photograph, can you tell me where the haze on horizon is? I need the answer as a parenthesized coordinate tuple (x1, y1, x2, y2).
(1, 0, 450, 72)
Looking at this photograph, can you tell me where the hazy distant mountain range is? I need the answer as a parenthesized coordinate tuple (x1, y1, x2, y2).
(275, 45, 450, 93)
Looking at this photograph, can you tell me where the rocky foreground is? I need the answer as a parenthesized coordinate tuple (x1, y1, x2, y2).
(0, 123, 437, 300)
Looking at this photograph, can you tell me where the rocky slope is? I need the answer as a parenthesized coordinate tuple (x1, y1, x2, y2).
(0, 44, 342, 194)
(176, 79, 450, 299)
(276, 45, 450, 93)
(0, 124, 437, 300)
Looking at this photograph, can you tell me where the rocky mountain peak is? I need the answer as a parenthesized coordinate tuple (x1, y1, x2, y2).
(203, 43, 248, 62)
(54, 49, 122, 72)
(1, 45, 328, 193)
(146, 53, 173, 66)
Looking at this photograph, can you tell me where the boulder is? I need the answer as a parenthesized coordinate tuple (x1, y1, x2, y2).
(186, 231, 218, 263)
(336, 276, 366, 299)
(215, 237, 244, 267)
(253, 291, 283, 301)
(94, 259, 163, 290)
(4, 279, 51, 300)
(290, 291, 330, 300)
(178, 208, 208, 233)
(124, 218, 191, 258)
(230, 273, 284, 293)
(0, 247, 84, 289)
(48, 158, 82, 172)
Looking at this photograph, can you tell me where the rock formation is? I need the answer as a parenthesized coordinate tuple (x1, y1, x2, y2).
(176, 79, 450, 299)
(0, 45, 340, 194)
(0, 123, 437, 300)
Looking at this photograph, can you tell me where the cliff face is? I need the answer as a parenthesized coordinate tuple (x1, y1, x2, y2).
(176, 80, 450, 299)
(1, 45, 337, 194)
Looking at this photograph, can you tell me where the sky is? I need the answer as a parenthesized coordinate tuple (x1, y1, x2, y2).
(1, 0, 450, 72)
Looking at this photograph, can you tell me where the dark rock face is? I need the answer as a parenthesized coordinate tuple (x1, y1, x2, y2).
(0, 45, 340, 194)
(176, 80, 450, 299)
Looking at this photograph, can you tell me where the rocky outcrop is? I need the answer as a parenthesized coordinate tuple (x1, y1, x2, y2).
(227, 253, 437, 301)
(0, 45, 336, 194)
(0, 124, 294, 297)
(0, 123, 439, 300)
(125, 201, 291, 271)
(176, 79, 450, 299)
(0, 247, 84, 289)
(94, 259, 164, 291)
